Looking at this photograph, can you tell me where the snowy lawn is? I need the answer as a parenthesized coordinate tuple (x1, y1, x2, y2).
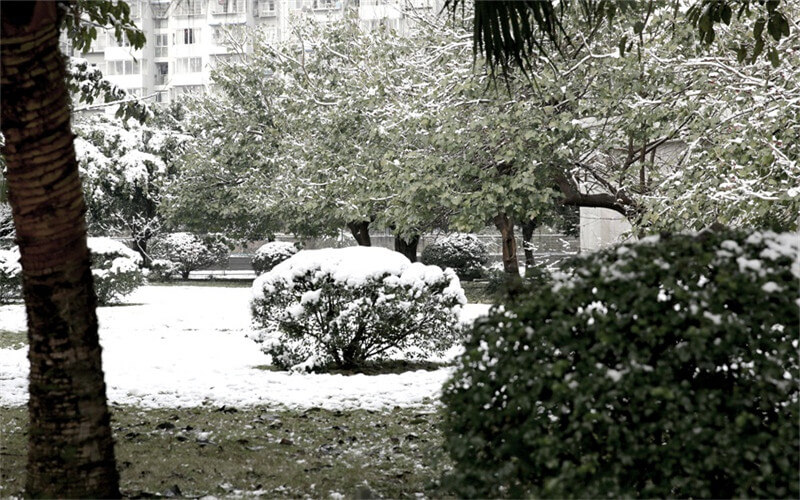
(0, 285, 490, 410)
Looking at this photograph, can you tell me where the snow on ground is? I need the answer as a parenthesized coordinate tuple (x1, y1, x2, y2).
(0, 286, 491, 410)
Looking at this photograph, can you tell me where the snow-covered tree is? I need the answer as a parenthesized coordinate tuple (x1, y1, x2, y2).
(74, 113, 188, 263)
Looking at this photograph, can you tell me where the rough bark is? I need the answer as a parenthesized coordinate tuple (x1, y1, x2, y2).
(394, 234, 419, 262)
(493, 213, 519, 276)
(347, 220, 371, 246)
(521, 218, 538, 271)
(1, 2, 120, 497)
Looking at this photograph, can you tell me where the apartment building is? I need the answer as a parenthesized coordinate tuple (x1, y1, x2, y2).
(79, 0, 438, 106)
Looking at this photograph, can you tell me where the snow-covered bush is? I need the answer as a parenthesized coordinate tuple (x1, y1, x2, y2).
(87, 237, 144, 305)
(150, 232, 230, 279)
(251, 246, 466, 371)
(442, 229, 799, 498)
(145, 258, 181, 282)
(251, 241, 298, 275)
(0, 247, 21, 304)
(421, 233, 489, 281)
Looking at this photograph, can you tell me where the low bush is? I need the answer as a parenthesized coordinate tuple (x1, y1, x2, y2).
(87, 237, 144, 305)
(442, 229, 799, 498)
(251, 246, 466, 371)
(0, 247, 21, 304)
(251, 241, 298, 275)
(151, 232, 230, 279)
(421, 233, 489, 281)
(146, 258, 181, 282)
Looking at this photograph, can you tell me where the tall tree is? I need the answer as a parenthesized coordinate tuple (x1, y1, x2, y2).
(0, 0, 143, 496)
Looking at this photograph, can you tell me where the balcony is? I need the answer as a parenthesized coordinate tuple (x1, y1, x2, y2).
(154, 74, 168, 86)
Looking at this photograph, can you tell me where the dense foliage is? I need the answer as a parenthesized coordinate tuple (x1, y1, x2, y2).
(421, 234, 489, 281)
(87, 237, 144, 305)
(251, 241, 299, 275)
(150, 232, 230, 280)
(0, 247, 21, 304)
(442, 229, 799, 498)
(251, 246, 466, 371)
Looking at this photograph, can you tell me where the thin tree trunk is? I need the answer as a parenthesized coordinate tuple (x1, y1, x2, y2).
(1, 2, 120, 497)
(347, 220, 371, 246)
(394, 234, 419, 262)
(493, 213, 519, 276)
(521, 218, 538, 272)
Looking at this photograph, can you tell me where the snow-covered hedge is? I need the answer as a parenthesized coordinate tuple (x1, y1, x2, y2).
(441, 229, 799, 498)
(145, 258, 181, 282)
(88, 237, 144, 305)
(251, 246, 467, 371)
(0, 247, 21, 304)
(251, 241, 298, 275)
(150, 232, 230, 279)
(421, 233, 489, 281)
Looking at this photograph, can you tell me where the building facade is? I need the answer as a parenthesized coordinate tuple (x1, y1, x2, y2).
(79, 0, 437, 105)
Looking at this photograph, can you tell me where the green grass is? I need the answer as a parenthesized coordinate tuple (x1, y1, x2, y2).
(0, 405, 451, 498)
(0, 330, 26, 350)
(461, 281, 495, 304)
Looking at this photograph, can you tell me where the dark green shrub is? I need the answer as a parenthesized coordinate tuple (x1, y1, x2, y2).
(0, 247, 21, 304)
(150, 232, 230, 279)
(421, 233, 489, 281)
(87, 237, 144, 305)
(251, 241, 298, 275)
(441, 229, 799, 498)
(251, 246, 466, 371)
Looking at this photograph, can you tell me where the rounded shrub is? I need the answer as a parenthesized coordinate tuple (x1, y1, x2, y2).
(150, 232, 230, 279)
(251, 241, 298, 275)
(87, 237, 144, 305)
(145, 258, 181, 282)
(251, 246, 467, 371)
(421, 233, 489, 281)
(0, 247, 21, 304)
(441, 229, 799, 498)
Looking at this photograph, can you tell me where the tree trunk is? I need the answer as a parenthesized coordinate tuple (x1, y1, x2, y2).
(394, 234, 419, 262)
(521, 218, 538, 272)
(1, 3, 120, 497)
(347, 220, 371, 246)
(493, 213, 519, 276)
(134, 235, 151, 267)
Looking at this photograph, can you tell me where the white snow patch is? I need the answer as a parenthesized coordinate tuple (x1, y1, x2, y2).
(0, 286, 490, 409)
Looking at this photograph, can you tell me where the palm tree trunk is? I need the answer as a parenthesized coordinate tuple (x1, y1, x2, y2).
(1, 2, 120, 497)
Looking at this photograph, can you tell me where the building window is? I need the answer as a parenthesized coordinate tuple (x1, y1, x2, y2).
(174, 0, 205, 16)
(154, 34, 169, 57)
(108, 32, 131, 47)
(174, 57, 203, 73)
(127, 1, 141, 18)
(175, 28, 199, 45)
(212, 0, 246, 14)
(256, 0, 276, 16)
(153, 18, 168, 29)
(125, 88, 144, 98)
(106, 59, 141, 75)
(313, 0, 336, 10)
(154, 62, 168, 84)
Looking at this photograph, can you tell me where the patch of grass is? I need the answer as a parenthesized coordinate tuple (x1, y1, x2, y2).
(0, 330, 26, 350)
(0, 404, 452, 498)
(150, 280, 252, 288)
(461, 281, 495, 304)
